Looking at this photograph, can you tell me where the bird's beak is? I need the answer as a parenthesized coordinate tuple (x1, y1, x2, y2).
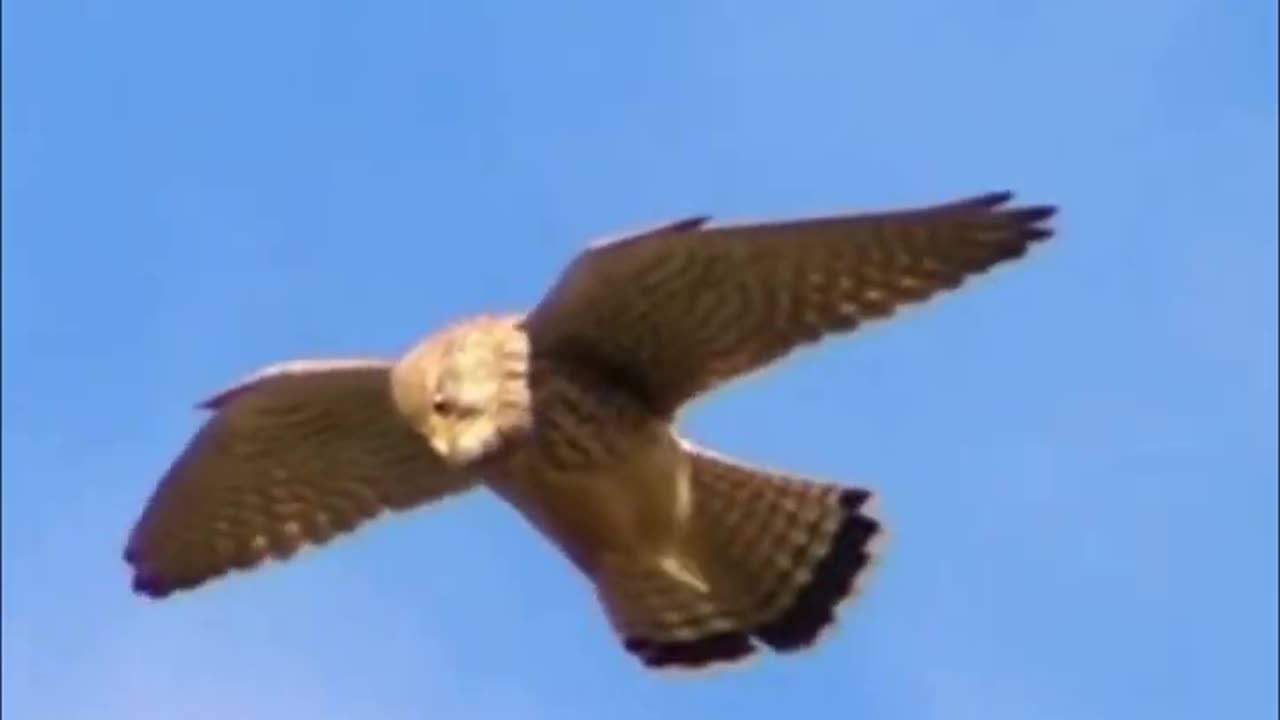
(424, 414, 454, 462)
(429, 435, 453, 462)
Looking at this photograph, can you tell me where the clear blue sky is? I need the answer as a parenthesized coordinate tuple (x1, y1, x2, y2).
(2, 1, 1276, 718)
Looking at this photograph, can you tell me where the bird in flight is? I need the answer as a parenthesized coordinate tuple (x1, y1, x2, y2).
(125, 191, 1055, 670)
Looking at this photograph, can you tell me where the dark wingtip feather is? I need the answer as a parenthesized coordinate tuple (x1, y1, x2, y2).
(130, 567, 178, 599)
(753, 488, 882, 652)
(1003, 202, 1057, 230)
(1015, 204, 1058, 223)
(965, 191, 1058, 228)
(970, 190, 1016, 208)
(126, 533, 209, 600)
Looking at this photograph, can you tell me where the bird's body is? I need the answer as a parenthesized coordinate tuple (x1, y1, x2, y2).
(488, 338, 688, 576)
(125, 191, 1056, 670)
(488, 406, 685, 579)
(387, 313, 688, 577)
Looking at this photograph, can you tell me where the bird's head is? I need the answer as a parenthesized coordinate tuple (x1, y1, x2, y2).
(391, 314, 532, 467)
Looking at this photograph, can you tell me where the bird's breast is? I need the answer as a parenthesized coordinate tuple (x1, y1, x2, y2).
(484, 366, 684, 577)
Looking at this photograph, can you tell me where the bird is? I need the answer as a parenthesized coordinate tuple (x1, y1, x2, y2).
(124, 190, 1056, 670)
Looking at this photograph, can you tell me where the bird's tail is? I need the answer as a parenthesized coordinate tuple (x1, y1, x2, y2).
(594, 446, 885, 670)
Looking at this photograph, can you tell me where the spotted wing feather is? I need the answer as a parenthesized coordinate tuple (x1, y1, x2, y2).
(525, 192, 1055, 415)
(125, 359, 475, 597)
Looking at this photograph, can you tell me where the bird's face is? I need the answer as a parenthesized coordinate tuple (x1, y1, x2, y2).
(391, 315, 532, 468)
(422, 366, 507, 465)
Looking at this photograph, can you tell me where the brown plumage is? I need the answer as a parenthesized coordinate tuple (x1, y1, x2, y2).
(125, 191, 1056, 670)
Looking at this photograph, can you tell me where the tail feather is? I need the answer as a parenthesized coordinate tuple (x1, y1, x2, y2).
(754, 488, 881, 650)
(594, 557, 754, 669)
(595, 445, 886, 670)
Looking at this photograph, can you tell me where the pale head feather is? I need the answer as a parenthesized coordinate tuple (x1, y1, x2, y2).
(390, 314, 532, 467)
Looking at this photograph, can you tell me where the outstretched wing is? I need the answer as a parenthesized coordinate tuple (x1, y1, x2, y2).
(125, 359, 476, 598)
(525, 191, 1055, 416)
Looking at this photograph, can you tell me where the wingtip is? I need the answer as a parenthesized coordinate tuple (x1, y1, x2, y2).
(125, 542, 172, 598)
(973, 191, 1058, 217)
(131, 573, 174, 599)
(973, 190, 1016, 207)
(1014, 203, 1058, 222)
(1010, 203, 1059, 244)
(127, 555, 180, 599)
(972, 192, 1058, 245)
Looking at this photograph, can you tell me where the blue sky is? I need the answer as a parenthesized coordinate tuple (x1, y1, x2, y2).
(2, 1, 1276, 718)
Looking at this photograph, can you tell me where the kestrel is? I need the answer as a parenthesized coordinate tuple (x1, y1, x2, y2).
(125, 191, 1055, 670)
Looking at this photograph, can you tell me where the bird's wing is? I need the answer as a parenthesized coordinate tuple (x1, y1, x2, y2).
(125, 358, 476, 598)
(524, 191, 1055, 416)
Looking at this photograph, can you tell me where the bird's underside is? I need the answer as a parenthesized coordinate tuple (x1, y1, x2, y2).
(125, 190, 1056, 671)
